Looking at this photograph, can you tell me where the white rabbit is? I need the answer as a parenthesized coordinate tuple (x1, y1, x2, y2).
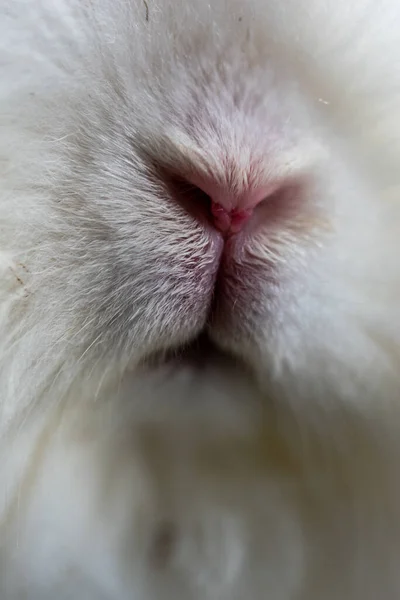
(1, 0, 400, 597)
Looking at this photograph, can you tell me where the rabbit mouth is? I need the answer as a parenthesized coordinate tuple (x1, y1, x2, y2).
(142, 331, 241, 371)
(141, 330, 259, 394)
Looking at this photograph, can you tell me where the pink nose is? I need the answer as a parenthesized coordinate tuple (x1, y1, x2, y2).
(210, 202, 253, 235)
(206, 184, 273, 235)
(185, 173, 274, 236)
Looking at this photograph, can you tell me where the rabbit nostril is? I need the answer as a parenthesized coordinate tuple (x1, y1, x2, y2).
(210, 202, 253, 234)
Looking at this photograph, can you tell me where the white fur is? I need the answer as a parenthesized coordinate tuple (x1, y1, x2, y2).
(2, 0, 400, 597)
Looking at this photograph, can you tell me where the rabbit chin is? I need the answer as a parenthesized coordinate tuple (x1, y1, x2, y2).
(0, 370, 303, 600)
(2, 350, 400, 600)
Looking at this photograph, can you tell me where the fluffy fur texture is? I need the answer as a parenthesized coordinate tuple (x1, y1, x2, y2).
(2, 0, 400, 597)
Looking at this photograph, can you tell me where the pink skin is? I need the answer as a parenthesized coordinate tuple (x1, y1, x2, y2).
(210, 203, 253, 234)
(195, 178, 277, 236)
